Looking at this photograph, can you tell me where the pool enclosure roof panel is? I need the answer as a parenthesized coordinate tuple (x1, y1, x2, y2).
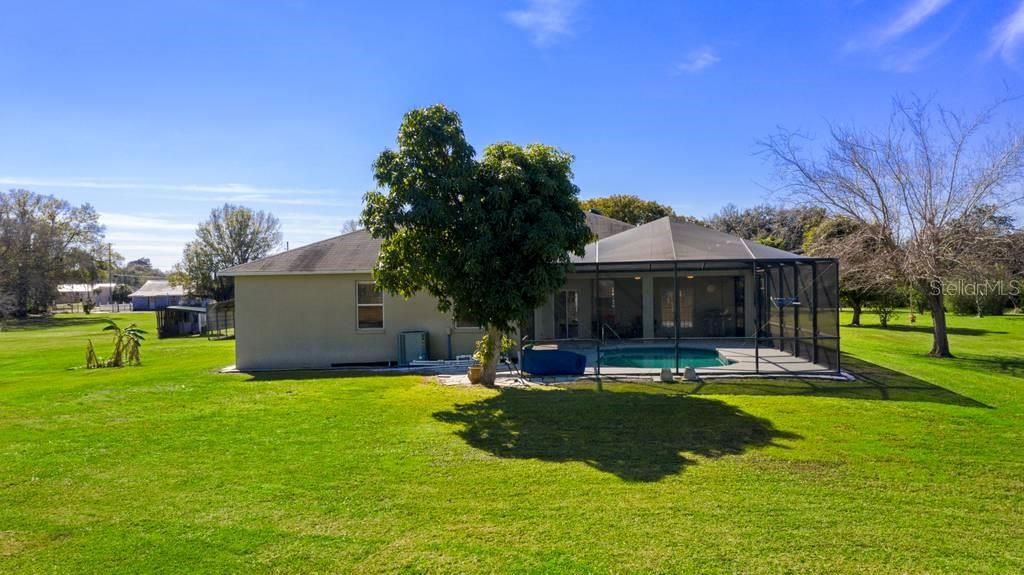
(571, 216, 806, 264)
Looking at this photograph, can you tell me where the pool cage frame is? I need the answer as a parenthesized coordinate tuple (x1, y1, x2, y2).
(520, 257, 841, 377)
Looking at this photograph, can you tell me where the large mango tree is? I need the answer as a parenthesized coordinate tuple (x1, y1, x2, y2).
(362, 105, 591, 385)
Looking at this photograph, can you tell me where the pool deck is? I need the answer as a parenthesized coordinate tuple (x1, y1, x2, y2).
(533, 341, 836, 376)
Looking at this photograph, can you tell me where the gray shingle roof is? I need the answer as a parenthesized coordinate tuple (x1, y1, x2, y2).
(220, 212, 636, 276)
(221, 213, 800, 276)
(128, 280, 185, 297)
(220, 229, 382, 276)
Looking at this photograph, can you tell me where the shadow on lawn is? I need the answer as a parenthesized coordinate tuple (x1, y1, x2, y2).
(952, 355, 1024, 380)
(1, 315, 112, 332)
(851, 324, 1006, 336)
(665, 354, 990, 408)
(434, 388, 800, 482)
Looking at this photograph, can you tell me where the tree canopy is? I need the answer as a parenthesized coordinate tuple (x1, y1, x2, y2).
(0, 189, 104, 316)
(363, 104, 592, 385)
(706, 203, 825, 253)
(579, 194, 675, 226)
(170, 204, 281, 300)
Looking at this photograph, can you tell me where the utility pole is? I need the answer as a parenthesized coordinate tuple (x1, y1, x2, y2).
(108, 243, 114, 313)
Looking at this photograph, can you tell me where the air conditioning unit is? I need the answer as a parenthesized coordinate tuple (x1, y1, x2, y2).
(398, 330, 429, 365)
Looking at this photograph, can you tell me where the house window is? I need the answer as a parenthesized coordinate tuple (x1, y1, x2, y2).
(356, 281, 384, 329)
(454, 314, 482, 329)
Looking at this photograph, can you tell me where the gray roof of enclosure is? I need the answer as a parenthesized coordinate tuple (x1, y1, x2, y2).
(571, 216, 804, 264)
(584, 211, 635, 240)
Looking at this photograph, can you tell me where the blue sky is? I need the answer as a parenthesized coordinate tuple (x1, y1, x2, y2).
(1, 0, 1023, 269)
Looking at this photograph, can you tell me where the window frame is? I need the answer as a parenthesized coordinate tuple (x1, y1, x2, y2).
(355, 280, 385, 331)
(453, 314, 484, 331)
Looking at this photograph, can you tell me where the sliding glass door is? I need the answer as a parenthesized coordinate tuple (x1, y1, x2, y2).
(554, 289, 579, 339)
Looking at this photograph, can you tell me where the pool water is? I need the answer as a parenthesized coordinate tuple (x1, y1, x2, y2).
(600, 347, 733, 369)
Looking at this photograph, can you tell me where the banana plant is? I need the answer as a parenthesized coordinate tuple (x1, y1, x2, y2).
(100, 318, 147, 367)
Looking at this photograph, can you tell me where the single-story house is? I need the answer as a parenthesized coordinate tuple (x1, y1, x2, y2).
(129, 280, 185, 311)
(56, 283, 116, 306)
(55, 280, 116, 304)
(221, 212, 840, 376)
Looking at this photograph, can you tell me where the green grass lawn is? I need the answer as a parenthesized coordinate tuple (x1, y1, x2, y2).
(1, 311, 1022, 573)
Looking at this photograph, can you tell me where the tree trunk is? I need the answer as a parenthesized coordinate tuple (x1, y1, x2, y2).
(478, 325, 503, 387)
(927, 291, 953, 358)
(850, 302, 862, 326)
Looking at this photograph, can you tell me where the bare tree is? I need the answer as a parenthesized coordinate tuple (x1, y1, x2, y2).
(804, 216, 898, 326)
(340, 219, 363, 234)
(762, 97, 1024, 357)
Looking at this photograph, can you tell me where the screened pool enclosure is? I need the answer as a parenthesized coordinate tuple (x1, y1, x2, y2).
(522, 217, 840, 376)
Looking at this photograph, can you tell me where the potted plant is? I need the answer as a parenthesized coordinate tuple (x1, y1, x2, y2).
(467, 364, 483, 384)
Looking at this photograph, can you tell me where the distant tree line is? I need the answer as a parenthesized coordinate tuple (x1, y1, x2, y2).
(0, 189, 282, 319)
(579, 194, 826, 254)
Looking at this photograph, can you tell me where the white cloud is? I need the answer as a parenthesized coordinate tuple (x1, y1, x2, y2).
(876, 0, 951, 45)
(278, 213, 361, 242)
(989, 0, 1024, 63)
(846, 0, 951, 51)
(97, 212, 196, 269)
(676, 46, 720, 73)
(100, 211, 365, 271)
(506, 0, 581, 46)
(1, 175, 359, 210)
(0, 176, 335, 197)
(879, 29, 954, 72)
(99, 212, 196, 232)
(5, 178, 364, 269)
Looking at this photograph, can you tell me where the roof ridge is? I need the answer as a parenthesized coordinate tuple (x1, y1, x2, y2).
(666, 217, 678, 260)
(738, 237, 757, 259)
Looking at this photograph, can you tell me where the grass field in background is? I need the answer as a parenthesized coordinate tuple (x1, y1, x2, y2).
(1, 310, 1021, 573)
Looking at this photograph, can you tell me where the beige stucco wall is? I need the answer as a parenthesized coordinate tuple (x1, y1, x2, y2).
(234, 273, 483, 370)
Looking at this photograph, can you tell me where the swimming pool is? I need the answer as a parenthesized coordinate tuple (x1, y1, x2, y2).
(600, 346, 733, 369)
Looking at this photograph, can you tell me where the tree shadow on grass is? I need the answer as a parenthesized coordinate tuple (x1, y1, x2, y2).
(658, 354, 990, 408)
(0, 315, 111, 332)
(434, 388, 800, 482)
(950, 355, 1024, 380)
(851, 324, 1006, 336)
